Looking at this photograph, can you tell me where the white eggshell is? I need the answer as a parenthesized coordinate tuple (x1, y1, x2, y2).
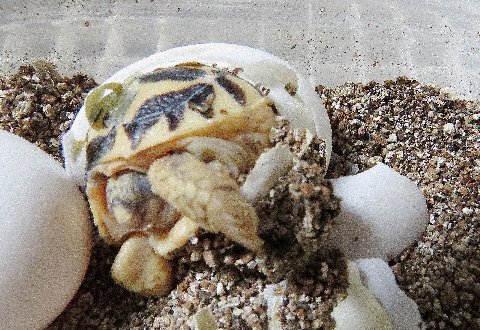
(62, 43, 331, 188)
(328, 163, 429, 260)
(331, 261, 393, 330)
(0, 131, 91, 330)
(264, 280, 287, 330)
(355, 258, 423, 330)
(241, 145, 293, 203)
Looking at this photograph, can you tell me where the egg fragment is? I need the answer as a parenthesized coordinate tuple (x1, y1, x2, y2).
(331, 259, 423, 330)
(355, 258, 423, 329)
(328, 163, 429, 260)
(331, 261, 394, 330)
(0, 130, 91, 330)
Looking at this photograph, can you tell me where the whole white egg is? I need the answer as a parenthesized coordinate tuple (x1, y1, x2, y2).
(0, 130, 91, 330)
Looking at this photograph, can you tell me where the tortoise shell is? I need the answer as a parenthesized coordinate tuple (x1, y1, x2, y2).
(83, 63, 277, 244)
(84, 63, 276, 176)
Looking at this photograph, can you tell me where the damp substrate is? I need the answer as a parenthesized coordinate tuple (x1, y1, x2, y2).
(1, 66, 478, 329)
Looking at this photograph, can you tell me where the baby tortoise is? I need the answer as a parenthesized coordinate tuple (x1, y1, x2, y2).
(84, 63, 277, 295)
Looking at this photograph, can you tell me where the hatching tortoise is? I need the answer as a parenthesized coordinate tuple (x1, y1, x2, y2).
(81, 63, 278, 295)
(63, 43, 333, 296)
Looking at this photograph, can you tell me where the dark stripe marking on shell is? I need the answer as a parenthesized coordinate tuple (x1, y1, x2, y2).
(216, 74, 246, 106)
(124, 83, 215, 149)
(139, 67, 206, 83)
(86, 128, 117, 171)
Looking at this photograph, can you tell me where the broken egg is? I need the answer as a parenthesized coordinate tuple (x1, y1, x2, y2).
(62, 43, 331, 296)
(0, 131, 91, 330)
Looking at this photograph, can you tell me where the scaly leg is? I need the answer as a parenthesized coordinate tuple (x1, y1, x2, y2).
(147, 152, 263, 252)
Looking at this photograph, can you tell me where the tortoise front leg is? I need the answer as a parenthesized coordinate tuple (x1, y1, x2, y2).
(147, 152, 263, 252)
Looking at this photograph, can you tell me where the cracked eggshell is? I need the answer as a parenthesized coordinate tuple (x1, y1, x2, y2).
(63, 43, 331, 195)
(331, 261, 393, 330)
(355, 258, 423, 330)
(264, 280, 288, 330)
(334, 259, 422, 330)
(241, 145, 293, 203)
(328, 163, 429, 260)
(0, 131, 91, 330)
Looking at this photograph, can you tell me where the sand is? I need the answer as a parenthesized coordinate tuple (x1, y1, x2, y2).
(1, 65, 478, 329)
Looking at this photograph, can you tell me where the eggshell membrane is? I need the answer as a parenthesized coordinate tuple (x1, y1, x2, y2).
(0, 131, 91, 330)
(63, 43, 332, 191)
